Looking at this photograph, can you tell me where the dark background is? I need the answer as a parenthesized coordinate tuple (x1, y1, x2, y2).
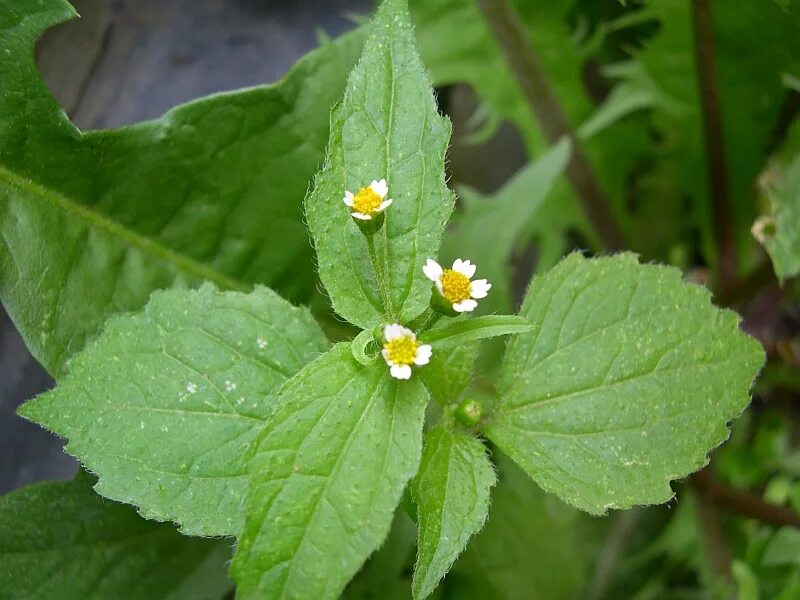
(1, 0, 527, 495)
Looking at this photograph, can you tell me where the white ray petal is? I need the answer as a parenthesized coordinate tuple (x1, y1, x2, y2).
(423, 259, 443, 282)
(453, 299, 478, 313)
(384, 324, 402, 341)
(470, 279, 491, 299)
(352, 212, 372, 220)
(390, 364, 412, 380)
(371, 179, 389, 198)
(414, 344, 432, 366)
(453, 258, 476, 278)
(381, 348, 393, 366)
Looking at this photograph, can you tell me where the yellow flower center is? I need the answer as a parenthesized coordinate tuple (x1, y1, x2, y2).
(384, 336, 419, 366)
(440, 269, 471, 304)
(352, 187, 382, 215)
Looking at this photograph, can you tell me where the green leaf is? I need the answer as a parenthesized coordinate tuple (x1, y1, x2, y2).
(0, 0, 363, 375)
(411, 427, 495, 599)
(420, 339, 477, 405)
(488, 253, 764, 514)
(343, 509, 417, 600)
(231, 344, 428, 599)
(0, 473, 232, 599)
(763, 528, 800, 567)
(447, 452, 599, 599)
(20, 285, 329, 536)
(420, 315, 533, 345)
(754, 151, 800, 283)
(305, 0, 455, 329)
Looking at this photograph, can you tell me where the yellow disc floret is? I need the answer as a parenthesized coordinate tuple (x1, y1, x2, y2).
(440, 269, 472, 304)
(383, 336, 419, 366)
(352, 187, 383, 215)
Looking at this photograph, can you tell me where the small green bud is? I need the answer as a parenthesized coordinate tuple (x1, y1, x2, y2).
(454, 397, 482, 428)
(429, 284, 459, 317)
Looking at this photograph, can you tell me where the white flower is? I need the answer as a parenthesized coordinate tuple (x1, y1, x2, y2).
(423, 258, 491, 313)
(381, 324, 432, 380)
(343, 179, 393, 220)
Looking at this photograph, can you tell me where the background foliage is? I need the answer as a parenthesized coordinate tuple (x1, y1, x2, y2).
(1, 0, 798, 598)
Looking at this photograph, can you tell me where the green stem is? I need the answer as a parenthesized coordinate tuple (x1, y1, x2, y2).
(408, 307, 442, 333)
(366, 234, 393, 319)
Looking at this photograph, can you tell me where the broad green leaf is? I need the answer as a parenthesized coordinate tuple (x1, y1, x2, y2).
(20, 285, 329, 536)
(231, 344, 428, 599)
(420, 315, 533, 346)
(411, 427, 495, 599)
(0, 473, 231, 599)
(305, 0, 455, 329)
(754, 152, 800, 283)
(617, 0, 800, 268)
(488, 253, 764, 514)
(442, 138, 571, 315)
(447, 453, 599, 599)
(0, 0, 363, 374)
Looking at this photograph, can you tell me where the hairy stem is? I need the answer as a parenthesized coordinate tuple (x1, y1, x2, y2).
(366, 234, 393, 319)
(691, 0, 736, 292)
(692, 469, 800, 529)
(477, 0, 625, 250)
(408, 307, 442, 333)
(587, 509, 641, 600)
(694, 482, 734, 582)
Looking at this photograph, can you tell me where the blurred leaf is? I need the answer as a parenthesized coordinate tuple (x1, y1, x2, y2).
(617, 0, 800, 269)
(0, 473, 232, 599)
(489, 253, 764, 514)
(763, 528, 800, 568)
(410, 0, 541, 150)
(0, 0, 364, 374)
(754, 148, 800, 283)
(442, 138, 572, 314)
(733, 561, 761, 600)
(412, 0, 649, 257)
